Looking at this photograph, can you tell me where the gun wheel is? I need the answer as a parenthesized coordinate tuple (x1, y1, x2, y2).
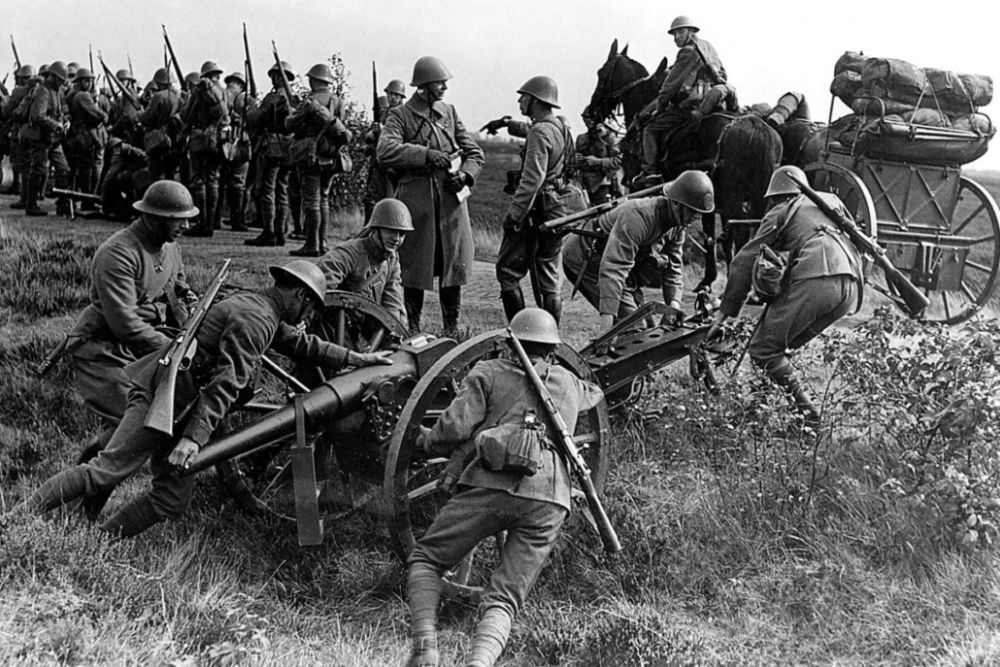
(382, 330, 610, 602)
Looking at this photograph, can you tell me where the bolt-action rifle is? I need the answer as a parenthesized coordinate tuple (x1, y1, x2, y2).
(99, 53, 141, 111)
(144, 259, 232, 436)
(162, 25, 187, 92)
(541, 183, 664, 233)
(270, 41, 295, 105)
(242, 23, 257, 98)
(10, 35, 21, 70)
(371, 60, 379, 124)
(786, 171, 930, 319)
(507, 328, 622, 554)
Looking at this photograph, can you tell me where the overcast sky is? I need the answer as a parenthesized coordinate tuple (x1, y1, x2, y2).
(6, 0, 999, 170)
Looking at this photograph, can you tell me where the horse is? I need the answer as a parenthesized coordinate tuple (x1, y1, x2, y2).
(589, 40, 784, 279)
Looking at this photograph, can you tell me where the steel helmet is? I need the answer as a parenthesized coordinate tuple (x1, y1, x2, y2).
(764, 165, 808, 199)
(153, 68, 172, 86)
(16, 64, 36, 78)
(200, 60, 223, 77)
(268, 60, 295, 80)
(365, 198, 414, 232)
(46, 61, 69, 81)
(269, 260, 327, 306)
(517, 75, 560, 108)
(224, 71, 246, 86)
(410, 56, 452, 87)
(510, 307, 561, 345)
(185, 71, 202, 87)
(133, 180, 200, 219)
(384, 79, 406, 96)
(74, 67, 94, 80)
(306, 63, 334, 84)
(663, 170, 715, 213)
(116, 69, 135, 82)
(669, 16, 700, 34)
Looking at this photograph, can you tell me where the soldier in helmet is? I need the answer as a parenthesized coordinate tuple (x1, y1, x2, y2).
(140, 68, 183, 181)
(181, 60, 230, 237)
(216, 71, 253, 232)
(65, 67, 109, 196)
(24, 259, 394, 538)
(362, 79, 407, 222)
(318, 197, 411, 326)
(245, 60, 296, 247)
(562, 170, 714, 330)
(403, 307, 604, 667)
(640, 15, 727, 185)
(574, 106, 622, 205)
(99, 124, 151, 221)
(109, 68, 141, 141)
(2, 64, 39, 208)
(377, 56, 485, 334)
(480, 75, 575, 323)
(286, 63, 352, 257)
(21, 60, 71, 216)
(705, 165, 863, 426)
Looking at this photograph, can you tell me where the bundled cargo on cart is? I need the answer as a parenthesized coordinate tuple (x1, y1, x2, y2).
(828, 51, 995, 164)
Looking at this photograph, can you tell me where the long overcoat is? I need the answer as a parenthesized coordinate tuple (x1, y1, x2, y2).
(376, 94, 484, 290)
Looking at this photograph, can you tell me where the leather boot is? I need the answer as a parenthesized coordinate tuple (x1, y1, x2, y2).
(75, 427, 116, 520)
(465, 607, 513, 667)
(500, 288, 525, 323)
(10, 175, 28, 208)
(405, 287, 424, 333)
(440, 286, 461, 335)
(25, 174, 48, 216)
(54, 173, 70, 216)
(24, 466, 89, 513)
(540, 292, 562, 324)
(405, 562, 442, 667)
(318, 202, 330, 254)
(767, 361, 821, 427)
(100, 494, 162, 540)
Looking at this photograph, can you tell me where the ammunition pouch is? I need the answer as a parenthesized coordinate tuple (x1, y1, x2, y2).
(188, 126, 219, 156)
(751, 243, 787, 303)
(474, 413, 547, 477)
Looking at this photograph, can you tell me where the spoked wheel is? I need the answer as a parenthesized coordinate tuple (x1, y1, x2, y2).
(382, 330, 610, 601)
(805, 161, 878, 238)
(313, 290, 408, 356)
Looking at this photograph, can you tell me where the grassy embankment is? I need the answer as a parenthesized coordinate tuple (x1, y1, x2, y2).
(1, 152, 1000, 665)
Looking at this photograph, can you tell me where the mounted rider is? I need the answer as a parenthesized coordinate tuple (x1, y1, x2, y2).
(640, 15, 727, 185)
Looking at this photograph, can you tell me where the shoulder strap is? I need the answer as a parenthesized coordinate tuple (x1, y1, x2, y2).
(536, 116, 573, 179)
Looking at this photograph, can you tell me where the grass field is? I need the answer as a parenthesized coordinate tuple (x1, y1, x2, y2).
(1, 151, 1000, 666)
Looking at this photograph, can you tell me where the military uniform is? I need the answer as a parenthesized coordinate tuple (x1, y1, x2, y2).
(140, 84, 182, 180)
(100, 136, 150, 221)
(180, 76, 230, 233)
(317, 234, 407, 324)
(1, 76, 36, 207)
(575, 123, 621, 204)
(21, 75, 70, 215)
(376, 92, 484, 330)
(408, 356, 604, 667)
(562, 197, 685, 320)
(65, 82, 108, 195)
(27, 287, 359, 538)
(246, 86, 293, 246)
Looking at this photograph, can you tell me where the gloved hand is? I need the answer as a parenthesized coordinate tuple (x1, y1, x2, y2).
(659, 302, 685, 328)
(443, 171, 468, 193)
(479, 116, 511, 135)
(426, 149, 453, 169)
(349, 350, 395, 366)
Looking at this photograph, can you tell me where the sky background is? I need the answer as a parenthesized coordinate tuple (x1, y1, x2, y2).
(6, 0, 999, 170)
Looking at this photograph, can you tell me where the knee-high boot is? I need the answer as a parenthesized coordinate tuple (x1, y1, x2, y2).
(100, 495, 162, 540)
(405, 562, 442, 667)
(440, 286, 461, 335)
(767, 360, 821, 427)
(405, 287, 424, 333)
(25, 173, 48, 216)
(540, 292, 562, 324)
(23, 466, 89, 514)
(465, 607, 513, 667)
(500, 288, 525, 323)
(11, 173, 28, 208)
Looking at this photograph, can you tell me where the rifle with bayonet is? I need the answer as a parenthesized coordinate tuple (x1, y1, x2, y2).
(10, 35, 20, 70)
(162, 25, 187, 92)
(507, 328, 622, 554)
(99, 53, 141, 111)
(242, 23, 257, 99)
(127, 52, 134, 78)
(144, 259, 232, 436)
(786, 171, 929, 319)
(541, 184, 663, 232)
(371, 60, 379, 124)
(270, 41, 295, 105)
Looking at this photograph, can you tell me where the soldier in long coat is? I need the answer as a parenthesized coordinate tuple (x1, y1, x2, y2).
(376, 56, 484, 333)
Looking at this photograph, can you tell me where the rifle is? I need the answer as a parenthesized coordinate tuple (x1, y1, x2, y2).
(162, 25, 187, 92)
(10, 35, 20, 70)
(36, 335, 86, 378)
(786, 171, 929, 319)
(507, 328, 622, 554)
(371, 60, 378, 124)
(99, 53, 141, 111)
(127, 52, 134, 78)
(541, 184, 663, 232)
(0, 74, 8, 97)
(88, 45, 95, 78)
(242, 23, 257, 99)
(689, 38, 725, 86)
(144, 259, 231, 436)
(271, 41, 295, 104)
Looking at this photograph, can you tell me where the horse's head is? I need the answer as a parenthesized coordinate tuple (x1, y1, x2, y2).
(588, 39, 649, 124)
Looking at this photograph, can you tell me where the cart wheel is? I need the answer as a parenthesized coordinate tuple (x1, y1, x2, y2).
(916, 177, 1000, 324)
(804, 161, 878, 238)
(219, 291, 409, 516)
(382, 330, 610, 601)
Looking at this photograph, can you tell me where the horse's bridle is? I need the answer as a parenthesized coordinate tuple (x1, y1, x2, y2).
(594, 55, 650, 122)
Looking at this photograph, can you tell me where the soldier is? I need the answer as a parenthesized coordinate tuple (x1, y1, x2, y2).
(64, 67, 108, 196)
(2, 64, 38, 209)
(562, 170, 714, 330)
(181, 60, 230, 237)
(640, 16, 727, 185)
(108, 68, 141, 141)
(286, 63, 352, 257)
(23, 260, 394, 538)
(99, 131, 150, 221)
(482, 76, 575, 323)
(704, 166, 864, 424)
(217, 71, 253, 232)
(21, 60, 71, 217)
(575, 106, 622, 205)
(140, 68, 183, 181)
(404, 307, 604, 667)
(362, 79, 407, 221)
(377, 56, 485, 333)
(317, 197, 411, 327)
(245, 60, 296, 247)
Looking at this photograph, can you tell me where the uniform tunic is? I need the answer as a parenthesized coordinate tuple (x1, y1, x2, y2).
(317, 234, 407, 324)
(377, 94, 484, 289)
(575, 127, 621, 203)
